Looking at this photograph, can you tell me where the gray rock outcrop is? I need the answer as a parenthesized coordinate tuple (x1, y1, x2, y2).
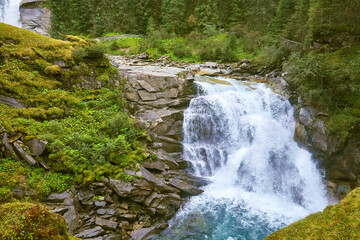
(20, 0, 51, 36)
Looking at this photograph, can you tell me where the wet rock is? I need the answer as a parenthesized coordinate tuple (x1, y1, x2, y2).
(169, 178, 204, 196)
(130, 224, 169, 240)
(95, 217, 118, 230)
(295, 122, 307, 143)
(139, 166, 174, 192)
(75, 226, 105, 238)
(337, 184, 351, 199)
(299, 108, 313, 126)
(197, 68, 221, 76)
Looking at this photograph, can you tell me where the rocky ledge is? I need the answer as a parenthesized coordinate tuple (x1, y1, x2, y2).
(43, 167, 206, 240)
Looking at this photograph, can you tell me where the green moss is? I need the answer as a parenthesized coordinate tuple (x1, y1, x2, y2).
(0, 23, 147, 193)
(0, 202, 69, 240)
(266, 188, 360, 240)
(45, 65, 62, 75)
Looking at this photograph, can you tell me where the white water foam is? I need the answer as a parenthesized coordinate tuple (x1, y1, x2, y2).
(157, 76, 329, 240)
(0, 0, 22, 27)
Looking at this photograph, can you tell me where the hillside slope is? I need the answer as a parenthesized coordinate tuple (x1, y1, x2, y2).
(0, 23, 147, 201)
(266, 187, 360, 239)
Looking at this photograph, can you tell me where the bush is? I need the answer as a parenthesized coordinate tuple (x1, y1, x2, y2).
(72, 43, 106, 60)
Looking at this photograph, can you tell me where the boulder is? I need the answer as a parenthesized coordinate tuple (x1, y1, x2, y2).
(23, 137, 47, 156)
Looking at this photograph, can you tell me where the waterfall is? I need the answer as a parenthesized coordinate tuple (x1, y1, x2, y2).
(0, 0, 22, 27)
(156, 76, 329, 240)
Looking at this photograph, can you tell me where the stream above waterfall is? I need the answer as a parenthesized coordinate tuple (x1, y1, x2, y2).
(155, 75, 329, 240)
(0, 0, 22, 27)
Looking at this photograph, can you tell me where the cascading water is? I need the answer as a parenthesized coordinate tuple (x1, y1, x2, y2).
(0, 0, 22, 27)
(156, 76, 329, 240)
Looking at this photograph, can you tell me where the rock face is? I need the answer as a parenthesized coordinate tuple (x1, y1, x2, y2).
(110, 55, 196, 159)
(20, 0, 51, 36)
(264, 71, 358, 199)
(43, 168, 204, 240)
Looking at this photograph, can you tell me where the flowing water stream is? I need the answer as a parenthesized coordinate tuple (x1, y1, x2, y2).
(156, 76, 329, 240)
(0, 0, 22, 27)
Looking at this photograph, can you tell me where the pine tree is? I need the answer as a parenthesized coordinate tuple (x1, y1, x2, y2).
(161, 0, 187, 34)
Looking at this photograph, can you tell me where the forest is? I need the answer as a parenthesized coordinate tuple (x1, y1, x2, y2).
(48, 0, 360, 140)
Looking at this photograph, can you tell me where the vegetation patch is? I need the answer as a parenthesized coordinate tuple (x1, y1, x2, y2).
(0, 23, 147, 199)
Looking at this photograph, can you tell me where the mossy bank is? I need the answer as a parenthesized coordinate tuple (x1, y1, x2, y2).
(266, 187, 360, 240)
(0, 23, 148, 201)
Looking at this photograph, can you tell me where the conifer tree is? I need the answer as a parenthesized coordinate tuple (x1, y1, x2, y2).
(161, 0, 187, 34)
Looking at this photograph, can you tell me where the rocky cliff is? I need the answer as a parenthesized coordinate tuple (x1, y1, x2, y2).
(20, 0, 50, 36)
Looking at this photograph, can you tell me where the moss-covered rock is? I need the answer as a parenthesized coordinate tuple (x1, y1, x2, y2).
(0, 202, 69, 239)
(266, 188, 360, 240)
